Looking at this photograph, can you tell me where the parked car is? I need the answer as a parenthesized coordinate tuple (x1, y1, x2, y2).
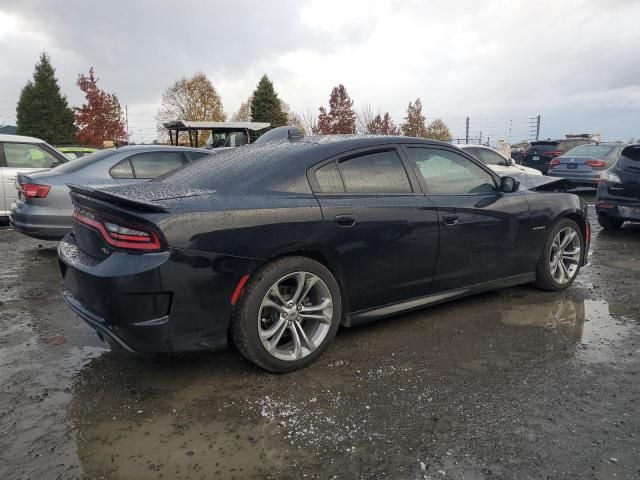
(9, 145, 212, 240)
(0, 134, 69, 218)
(547, 143, 625, 188)
(58, 136, 589, 372)
(522, 138, 592, 174)
(58, 146, 99, 160)
(458, 144, 542, 176)
(595, 144, 640, 229)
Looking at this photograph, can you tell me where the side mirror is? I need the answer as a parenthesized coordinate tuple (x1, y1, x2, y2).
(501, 176, 520, 193)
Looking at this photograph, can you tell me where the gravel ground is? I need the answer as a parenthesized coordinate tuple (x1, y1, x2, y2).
(1, 193, 639, 479)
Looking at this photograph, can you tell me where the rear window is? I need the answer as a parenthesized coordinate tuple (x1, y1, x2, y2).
(618, 146, 640, 172)
(529, 143, 560, 152)
(53, 150, 117, 173)
(564, 145, 613, 158)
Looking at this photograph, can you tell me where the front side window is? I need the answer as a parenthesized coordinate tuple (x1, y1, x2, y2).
(337, 150, 412, 194)
(130, 151, 184, 179)
(407, 147, 497, 195)
(3, 143, 62, 168)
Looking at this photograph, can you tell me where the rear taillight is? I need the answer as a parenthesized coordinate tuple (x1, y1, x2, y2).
(550, 158, 561, 167)
(20, 183, 50, 198)
(73, 209, 162, 252)
(586, 160, 606, 168)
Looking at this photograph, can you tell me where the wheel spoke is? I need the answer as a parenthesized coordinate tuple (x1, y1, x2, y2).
(300, 312, 332, 324)
(559, 259, 570, 282)
(562, 253, 579, 264)
(294, 320, 316, 353)
(261, 299, 286, 314)
(289, 324, 302, 359)
(269, 285, 288, 307)
(298, 276, 319, 305)
(261, 318, 288, 353)
(289, 272, 307, 304)
(300, 298, 332, 313)
(560, 230, 576, 249)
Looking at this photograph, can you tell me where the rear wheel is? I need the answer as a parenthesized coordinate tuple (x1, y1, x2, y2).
(232, 256, 342, 373)
(597, 216, 623, 230)
(534, 219, 583, 291)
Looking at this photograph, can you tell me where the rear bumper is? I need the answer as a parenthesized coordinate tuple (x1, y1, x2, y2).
(595, 183, 640, 222)
(548, 170, 600, 187)
(58, 233, 262, 353)
(9, 201, 72, 240)
(522, 162, 550, 175)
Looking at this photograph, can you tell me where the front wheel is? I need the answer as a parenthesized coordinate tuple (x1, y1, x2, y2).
(534, 219, 584, 291)
(232, 256, 342, 373)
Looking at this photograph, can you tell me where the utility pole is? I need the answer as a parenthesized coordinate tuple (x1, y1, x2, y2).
(465, 116, 470, 144)
(479, 131, 483, 145)
(536, 114, 541, 141)
(529, 114, 541, 141)
(125, 105, 130, 145)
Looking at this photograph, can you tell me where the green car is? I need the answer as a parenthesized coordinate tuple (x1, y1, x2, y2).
(57, 146, 99, 160)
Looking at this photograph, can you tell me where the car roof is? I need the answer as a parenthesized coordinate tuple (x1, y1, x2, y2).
(115, 144, 209, 152)
(0, 134, 46, 143)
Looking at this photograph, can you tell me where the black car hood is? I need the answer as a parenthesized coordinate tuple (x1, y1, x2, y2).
(510, 173, 576, 192)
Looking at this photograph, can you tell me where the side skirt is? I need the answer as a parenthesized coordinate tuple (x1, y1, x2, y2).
(345, 273, 536, 327)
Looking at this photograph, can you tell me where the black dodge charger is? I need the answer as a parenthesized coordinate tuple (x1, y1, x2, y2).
(58, 135, 590, 372)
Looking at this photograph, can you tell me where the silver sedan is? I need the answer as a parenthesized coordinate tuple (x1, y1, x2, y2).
(9, 145, 212, 240)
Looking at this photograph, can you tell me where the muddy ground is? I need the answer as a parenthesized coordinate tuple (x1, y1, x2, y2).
(1, 193, 639, 479)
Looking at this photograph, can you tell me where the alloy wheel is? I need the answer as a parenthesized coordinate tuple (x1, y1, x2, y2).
(258, 271, 333, 361)
(549, 226, 581, 285)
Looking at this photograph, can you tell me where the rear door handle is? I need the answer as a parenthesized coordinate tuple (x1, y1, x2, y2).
(442, 214, 459, 225)
(335, 214, 356, 227)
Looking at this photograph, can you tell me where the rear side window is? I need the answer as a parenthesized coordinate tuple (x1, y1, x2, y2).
(183, 150, 210, 162)
(130, 151, 184, 179)
(2, 143, 62, 168)
(110, 159, 134, 179)
(335, 150, 412, 194)
(316, 162, 345, 193)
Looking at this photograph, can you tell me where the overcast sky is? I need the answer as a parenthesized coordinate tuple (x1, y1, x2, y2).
(0, 0, 639, 144)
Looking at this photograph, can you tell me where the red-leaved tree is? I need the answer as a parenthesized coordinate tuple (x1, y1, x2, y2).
(366, 112, 400, 135)
(315, 84, 356, 134)
(75, 68, 126, 146)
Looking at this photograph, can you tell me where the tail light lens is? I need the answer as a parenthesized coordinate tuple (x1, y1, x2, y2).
(73, 208, 162, 252)
(599, 171, 621, 184)
(586, 159, 606, 168)
(20, 183, 50, 198)
(550, 158, 561, 167)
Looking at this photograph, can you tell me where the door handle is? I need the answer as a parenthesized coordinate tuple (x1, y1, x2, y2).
(335, 214, 356, 227)
(442, 214, 459, 225)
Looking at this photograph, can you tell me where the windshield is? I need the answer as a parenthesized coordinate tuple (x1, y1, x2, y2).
(52, 150, 117, 173)
(564, 145, 613, 158)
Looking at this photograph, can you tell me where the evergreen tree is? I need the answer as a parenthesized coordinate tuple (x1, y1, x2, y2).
(366, 112, 400, 135)
(425, 118, 453, 142)
(401, 98, 427, 138)
(315, 84, 356, 134)
(16, 53, 77, 144)
(250, 75, 288, 127)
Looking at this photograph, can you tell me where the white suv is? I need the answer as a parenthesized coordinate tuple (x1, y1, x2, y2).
(0, 134, 68, 217)
(458, 144, 542, 176)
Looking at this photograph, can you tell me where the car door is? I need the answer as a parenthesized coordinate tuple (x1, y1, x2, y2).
(109, 150, 186, 185)
(0, 141, 64, 215)
(403, 145, 531, 292)
(310, 146, 440, 313)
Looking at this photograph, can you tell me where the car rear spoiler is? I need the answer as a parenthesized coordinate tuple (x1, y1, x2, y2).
(67, 184, 169, 213)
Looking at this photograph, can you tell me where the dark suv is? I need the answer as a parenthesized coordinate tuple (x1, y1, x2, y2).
(596, 144, 640, 230)
(523, 138, 592, 174)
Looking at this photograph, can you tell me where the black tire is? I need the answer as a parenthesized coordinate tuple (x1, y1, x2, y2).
(534, 218, 584, 291)
(232, 256, 342, 373)
(597, 216, 623, 230)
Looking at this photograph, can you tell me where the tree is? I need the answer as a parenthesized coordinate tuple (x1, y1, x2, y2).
(250, 75, 288, 127)
(366, 112, 400, 135)
(16, 53, 77, 145)
(315, 84, 356, 135)
(401, 98, 427, 138)
(157, 72, 226, 145)
(356, 104, 376, 134)
(279, 101, 305, 132)
(425, 118, 452, 142)
(231, 95, 253, 122)
(75, 68, 126, 146)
